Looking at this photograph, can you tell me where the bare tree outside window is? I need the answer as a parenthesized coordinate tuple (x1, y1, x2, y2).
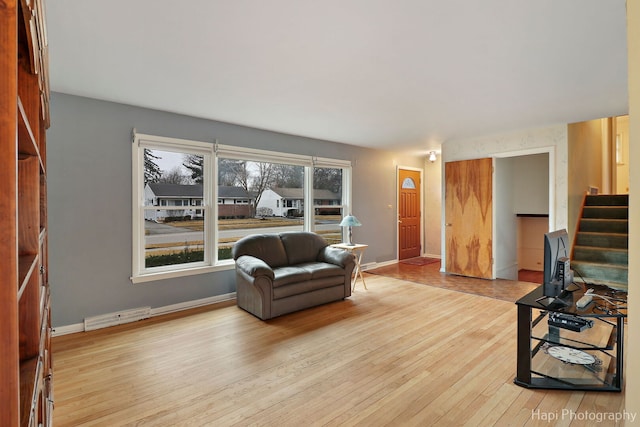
(134, 136, 350, 281)
(159, 166, 189, 184)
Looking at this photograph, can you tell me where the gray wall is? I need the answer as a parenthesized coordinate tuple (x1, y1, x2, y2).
(47, 93, 423, 327)
(512, 153, 549, 215)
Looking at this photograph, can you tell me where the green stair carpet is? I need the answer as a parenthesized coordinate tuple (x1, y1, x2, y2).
(571, 194, 628, 291)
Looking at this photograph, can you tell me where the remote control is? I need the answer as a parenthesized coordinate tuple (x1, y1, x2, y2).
(576, 294, 593, 309)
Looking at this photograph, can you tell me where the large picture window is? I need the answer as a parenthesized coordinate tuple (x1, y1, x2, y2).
(216, 157, 306, 260)
(132, 132, 351, 283)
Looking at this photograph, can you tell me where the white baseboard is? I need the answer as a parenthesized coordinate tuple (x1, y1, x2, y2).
(84, 306, 151, 331)
(150, 293, 236, 317)
(361, 259, 397, 271)
(52, 323, 84, 336)
(52, 292, 237, 337)
(422, 253, 441, 259)
(364, 256, 442, 272)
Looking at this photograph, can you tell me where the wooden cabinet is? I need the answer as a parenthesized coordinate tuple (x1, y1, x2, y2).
(1, 0, 52, 425)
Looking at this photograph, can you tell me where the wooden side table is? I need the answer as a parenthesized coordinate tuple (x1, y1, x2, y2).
(330, 243, 368, 291)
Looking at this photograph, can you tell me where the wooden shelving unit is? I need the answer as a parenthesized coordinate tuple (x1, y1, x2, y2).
(1, 0, 52, 425)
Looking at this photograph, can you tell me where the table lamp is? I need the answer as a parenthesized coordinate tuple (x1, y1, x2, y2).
(339, 214, 362, 245)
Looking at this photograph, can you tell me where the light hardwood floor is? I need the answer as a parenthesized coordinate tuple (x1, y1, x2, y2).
(52, 274, 627, 426)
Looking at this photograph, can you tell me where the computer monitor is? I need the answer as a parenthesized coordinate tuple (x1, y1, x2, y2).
(543, 229, 572, 296)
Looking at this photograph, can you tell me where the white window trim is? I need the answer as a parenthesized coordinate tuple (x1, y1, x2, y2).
(216, 145, 353, 234)
(132, 132, 352, 283)
(304, 166, 313, 231)
(314, 157, 352, 212)
(217, 144, 310, 166)
(310, 161, 352, 237)
(132, 131, 215, 283)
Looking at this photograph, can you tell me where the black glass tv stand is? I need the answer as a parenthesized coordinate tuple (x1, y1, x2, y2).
(515, 285, 626, 392)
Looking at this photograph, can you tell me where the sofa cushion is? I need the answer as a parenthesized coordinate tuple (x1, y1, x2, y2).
(273, 277, 345, 300)
(299, 262, 345, 279)
(232, 234, 288, 268)
(273, 266, 312, 288)
(280, 231, 327, 265)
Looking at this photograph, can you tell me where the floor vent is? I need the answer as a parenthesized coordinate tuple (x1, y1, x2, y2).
(84, 307, 151, 331)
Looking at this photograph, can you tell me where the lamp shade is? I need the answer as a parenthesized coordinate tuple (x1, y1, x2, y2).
(339, 215, 361, 245)
(339, 215, 362, 227)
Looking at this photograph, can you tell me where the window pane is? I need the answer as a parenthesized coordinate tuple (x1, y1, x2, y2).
(402, 177, 416, 189)
(144, 212, 205, 268)
(143, 147, 206, 265)
(314, 207, 343, 244)
(134, 134, 213, 280)
(144, 149, 204, 208)
(313, 167, 343, 244)
(217, 158, 305, 259)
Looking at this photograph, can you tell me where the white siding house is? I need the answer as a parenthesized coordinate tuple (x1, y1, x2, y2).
(256, 188, 302, 217)
(144, 183, 252, 221)
(257, 187, 341, 217)
(144, 183, 204, 222)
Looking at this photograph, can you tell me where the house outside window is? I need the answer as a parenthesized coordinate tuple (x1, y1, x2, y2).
(133, 133, 351, 282)
(313, 167, 345, 241)
(133, 133, 214, 282)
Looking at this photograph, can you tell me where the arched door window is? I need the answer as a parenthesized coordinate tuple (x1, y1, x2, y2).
(401, 177, 416, 189)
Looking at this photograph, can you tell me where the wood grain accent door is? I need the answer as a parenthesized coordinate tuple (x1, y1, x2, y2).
(445, 158, 493, 279)
(398, 169, 421, 259)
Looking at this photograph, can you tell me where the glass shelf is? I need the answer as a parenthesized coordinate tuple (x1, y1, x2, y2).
(515, 285, 626, 392)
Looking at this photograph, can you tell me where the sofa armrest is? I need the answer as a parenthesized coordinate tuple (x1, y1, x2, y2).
(318, 246, 356, 268)
(235, 255, 275, 280)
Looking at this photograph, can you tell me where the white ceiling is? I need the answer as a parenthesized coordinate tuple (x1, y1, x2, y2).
(46, 0, 628, 154)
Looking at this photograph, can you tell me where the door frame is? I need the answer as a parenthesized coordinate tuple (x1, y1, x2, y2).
(397, 166, 424, 260)
(493, 146, 556, 232)
(492, 147, 555, 280)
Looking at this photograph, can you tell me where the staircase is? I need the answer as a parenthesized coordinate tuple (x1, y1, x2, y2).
(571, 194, 628, 291)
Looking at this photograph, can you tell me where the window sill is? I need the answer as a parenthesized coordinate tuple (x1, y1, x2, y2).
(131, 260, 235, 284)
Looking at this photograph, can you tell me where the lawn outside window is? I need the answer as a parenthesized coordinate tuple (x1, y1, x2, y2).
(132, 131, 352, 283)
(132, 132, 215, 283)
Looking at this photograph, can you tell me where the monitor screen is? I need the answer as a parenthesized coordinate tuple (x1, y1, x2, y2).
(543, 229, 570, 285)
